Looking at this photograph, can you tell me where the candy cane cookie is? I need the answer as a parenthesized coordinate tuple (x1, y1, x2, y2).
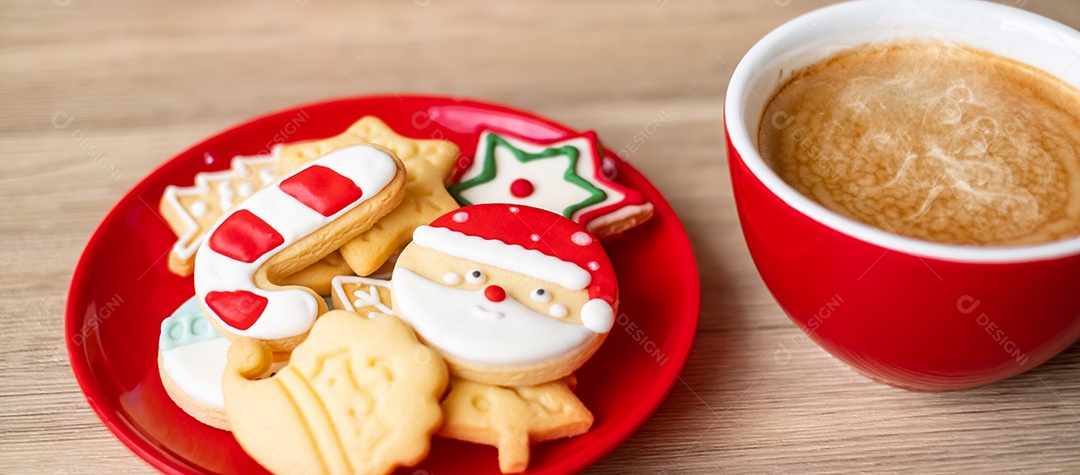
(194, 144, 406, 352)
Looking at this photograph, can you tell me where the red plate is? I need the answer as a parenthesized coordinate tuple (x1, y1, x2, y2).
(65, 95, 700, 475)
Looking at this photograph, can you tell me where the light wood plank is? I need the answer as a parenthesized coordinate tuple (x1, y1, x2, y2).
(2, 1, 1079, 473)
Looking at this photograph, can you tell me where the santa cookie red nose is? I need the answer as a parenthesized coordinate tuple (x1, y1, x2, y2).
(484, 285, 507, 303)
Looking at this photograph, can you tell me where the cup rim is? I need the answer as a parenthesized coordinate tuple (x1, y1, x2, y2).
(725, 0, 1080, 264)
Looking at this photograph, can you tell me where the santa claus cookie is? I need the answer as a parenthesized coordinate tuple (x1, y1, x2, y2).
(447, 128, 653, 238)
(195, 144, 406, 352)
(392, 203, 617, 386)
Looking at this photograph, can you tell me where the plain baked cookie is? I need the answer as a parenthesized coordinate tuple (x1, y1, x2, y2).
(223, 311, 448, 475)
(438, 375, 592, 474)
(279, 250, 354, 296)
(194, 144, 406, 352)
(391, 203, 618, 386)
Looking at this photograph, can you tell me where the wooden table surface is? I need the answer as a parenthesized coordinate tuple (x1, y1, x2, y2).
(5, 1, 1080, 473)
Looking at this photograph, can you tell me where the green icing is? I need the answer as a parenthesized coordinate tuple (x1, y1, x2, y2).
(448, 132, 607, 218)
(159, 296, 222, 351)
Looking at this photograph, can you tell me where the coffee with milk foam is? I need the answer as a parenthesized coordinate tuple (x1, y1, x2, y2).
(759, 41, 1080, 246)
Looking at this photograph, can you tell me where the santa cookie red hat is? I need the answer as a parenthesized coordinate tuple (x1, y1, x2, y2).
(411, 204, 617, 332)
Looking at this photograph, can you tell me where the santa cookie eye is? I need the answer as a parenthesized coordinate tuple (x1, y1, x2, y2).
(530, 288, 551, 303)
(465, 269, 486, 284)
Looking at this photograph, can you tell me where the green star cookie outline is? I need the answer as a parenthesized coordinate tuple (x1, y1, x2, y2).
(448, 133, 608, 219)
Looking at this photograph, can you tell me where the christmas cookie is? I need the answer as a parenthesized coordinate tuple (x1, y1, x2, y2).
(392, 204, 618, 386)
(279, 116, 460, 276)
(159, 152, 353, 291)
(330, 275, 393, 318)
(447, 128, 654, 238)
(161, 153, 279, 276)
(195, 144, 406, 352)
(439, 376, 592, 474)
(157, 296, 287, 430)
(278, 251, 354, 296)
(223, 311, 448, 475)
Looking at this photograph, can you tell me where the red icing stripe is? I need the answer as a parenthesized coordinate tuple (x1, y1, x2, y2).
(208, 210, 285, 263)
(205, 290, 268, 330)
(279, 165, 364, 217)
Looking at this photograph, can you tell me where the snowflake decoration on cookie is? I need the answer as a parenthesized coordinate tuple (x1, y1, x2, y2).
(448, 128, 653, 237)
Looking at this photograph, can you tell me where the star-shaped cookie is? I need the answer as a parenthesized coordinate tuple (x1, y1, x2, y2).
(278, 117, 460, 276)
(447, 128, 654, 238)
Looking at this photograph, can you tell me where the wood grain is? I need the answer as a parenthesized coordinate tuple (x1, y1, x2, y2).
(3, 1, 1080, 473)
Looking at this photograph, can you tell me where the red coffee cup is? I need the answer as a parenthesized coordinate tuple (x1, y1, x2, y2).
(725, 0, 1080, 391)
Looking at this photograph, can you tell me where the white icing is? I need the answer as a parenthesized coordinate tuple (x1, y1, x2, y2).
(236, 182, 255, 198)
(259, 168, 276, 185)
(161, 337, 232, 409)
(467, 304, 504, 320)
(194, 146, 398, 340)
(217, 181, 235, 210)
(586, 202, 655, 233)
(457, 132, 631, 231)
(549, 303, 568, 319)
(531, 288, 551, 303)
(190, 201, 208, 218)
(161, 154, 277, 260)
(581, 299, 614, 333)
(443, 272, 462, 285)
(161, 340, 288, 410)
(412, 226, 591, 291)
(392, 268, 592, 365)
(571, 231, 593, 246)
(330, 275, 394, 318)
(588, 261, 600, 271)
(465, 269, 486, 285)
(452, 211, 469, 223)
(530, 234, 540, 242)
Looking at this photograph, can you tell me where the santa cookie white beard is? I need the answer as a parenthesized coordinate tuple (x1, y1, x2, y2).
(392, 204, 617, 387)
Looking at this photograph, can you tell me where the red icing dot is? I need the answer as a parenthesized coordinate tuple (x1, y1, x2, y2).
(484, 285, 506, 303)
(205, 290, 268, 330)
(510, 178, 534, 198)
